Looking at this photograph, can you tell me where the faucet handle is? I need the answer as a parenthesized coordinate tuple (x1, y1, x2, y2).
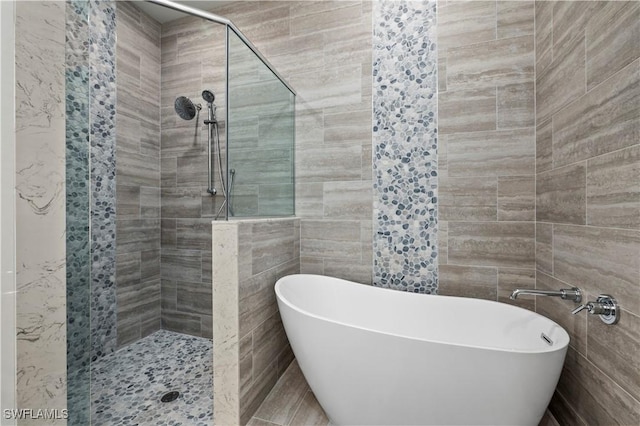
(570, 295, 620, 325)
(571, 303, 590, 315)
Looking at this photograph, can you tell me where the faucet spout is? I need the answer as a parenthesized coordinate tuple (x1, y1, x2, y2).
(510, 287, 581, 303)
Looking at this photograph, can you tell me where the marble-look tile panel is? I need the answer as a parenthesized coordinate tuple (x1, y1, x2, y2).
(16, 0, 68, 418)
(586, 145, 640, 230)
(552, 59, 639, 169)
(536, 163, 586, 225)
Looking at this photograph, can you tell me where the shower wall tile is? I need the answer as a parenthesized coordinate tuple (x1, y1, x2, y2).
(115, 1, 162, 349)
(211, 1, 373, 285)
(497, 268, 535, 311)
(447, 129, 535, 177)
(496, 1, 534, 39)
(536, 272, 587, 354)
(497, 176, 535, 221)
(535, 34, 585, 124)
(212, 218, 299, 425)
(496, 82, 535, 129)
(587, 309, 640, 400)
(437, 1, 496, 50)
(553, 225, 640, 313)
(448, 222, 535, 269)
(535, 222, 553, 276)
(586, 2, 640, 90)
(552, 59, 639, 169)
(160, 15, 226, 336)
(438, 265, 497, 301)
(15, 1, 68, 419)
(439, 177, 497, 222)
(556, 348, 640, 425)
(437, 0, 535, 301)
(438, 87, 496, 134)
(447, 35, 534, 89)
(587, 145, 640, 230)
(535, 3, 640, 421)
(536, 163, 586, 225)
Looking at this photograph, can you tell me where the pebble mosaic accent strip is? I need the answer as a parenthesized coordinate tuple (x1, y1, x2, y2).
(89, 0, 117, 361)
(91, 330, 213, 426)
(65, 1, 91, 423)
(372, 0, 438, 293)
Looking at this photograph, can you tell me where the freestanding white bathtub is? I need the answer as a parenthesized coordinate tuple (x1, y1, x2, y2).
(275, 274, 569, 426)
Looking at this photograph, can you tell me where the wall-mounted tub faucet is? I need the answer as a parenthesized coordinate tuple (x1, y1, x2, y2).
(510, 287, 582, 303)
(571, 294, 620, 325)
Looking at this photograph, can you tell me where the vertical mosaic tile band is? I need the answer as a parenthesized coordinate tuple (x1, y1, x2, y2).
(372, 0, 438, 293)
(89, 0, 117, 360)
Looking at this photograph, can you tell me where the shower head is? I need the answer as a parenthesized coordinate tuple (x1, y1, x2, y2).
(202, 90, 215, 104)
(174, 96, 201, 120)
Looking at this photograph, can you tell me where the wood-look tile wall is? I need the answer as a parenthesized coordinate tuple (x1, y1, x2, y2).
(534, 2, 640, 423)
(160, 14, 226, 338)
(437, 1, 537, 307)
(115, 2, 163, 347)
(212, 218, 299, 426)
(209, 1, 373, 285)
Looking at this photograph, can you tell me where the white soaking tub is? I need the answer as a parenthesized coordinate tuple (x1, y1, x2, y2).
(275, 274, 569, 426)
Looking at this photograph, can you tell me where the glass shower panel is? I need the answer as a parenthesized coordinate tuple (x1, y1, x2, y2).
(226, 28, 295, 218)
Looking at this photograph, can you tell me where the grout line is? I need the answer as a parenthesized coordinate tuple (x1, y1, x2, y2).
(285, 389, 311, 426)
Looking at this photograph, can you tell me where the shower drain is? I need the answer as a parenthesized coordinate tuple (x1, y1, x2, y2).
(160, 391, 180, 403)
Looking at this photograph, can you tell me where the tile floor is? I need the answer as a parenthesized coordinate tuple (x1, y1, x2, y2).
(91, 330, 213, 426)
(249, 360, 560, 426)
(247, 361, 330, 426)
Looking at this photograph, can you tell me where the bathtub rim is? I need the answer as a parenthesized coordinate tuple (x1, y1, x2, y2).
(275, 274, 570, 355)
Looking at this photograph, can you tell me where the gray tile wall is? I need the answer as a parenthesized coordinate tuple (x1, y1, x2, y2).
(115, 2, 162, 347)
(437, 1, 536, 307)
(160, 14, 226, 338)
(212, 218, 299, 426)
(534, 2, 640, 423)
(209, 0, 373, 285)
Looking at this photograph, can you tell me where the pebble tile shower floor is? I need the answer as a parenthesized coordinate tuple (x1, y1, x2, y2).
(91, 330, 212, 426)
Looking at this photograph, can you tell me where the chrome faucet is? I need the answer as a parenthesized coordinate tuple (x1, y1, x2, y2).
(510, 287, 582, 303)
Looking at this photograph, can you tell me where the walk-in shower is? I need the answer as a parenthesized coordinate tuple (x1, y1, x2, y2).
(64, 0, 295, 424)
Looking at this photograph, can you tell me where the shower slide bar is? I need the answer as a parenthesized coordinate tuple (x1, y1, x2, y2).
(146, 0, 297, 96)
